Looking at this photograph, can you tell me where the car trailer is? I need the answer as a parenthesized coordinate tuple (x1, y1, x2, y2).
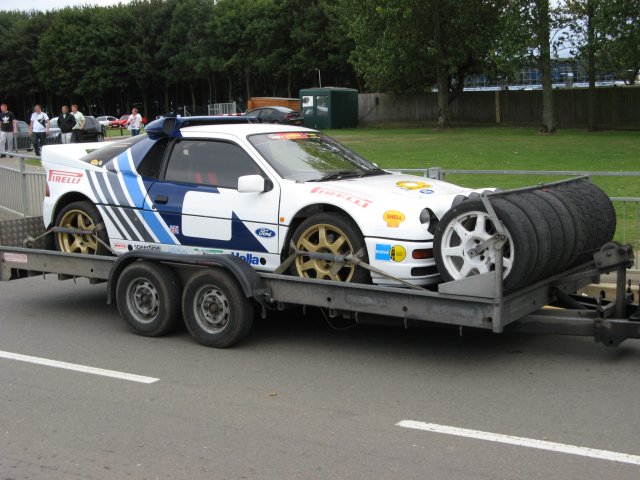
(1, 213, 639, 349)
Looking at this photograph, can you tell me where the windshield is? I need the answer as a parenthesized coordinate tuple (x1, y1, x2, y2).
(248, 132, 387, 182)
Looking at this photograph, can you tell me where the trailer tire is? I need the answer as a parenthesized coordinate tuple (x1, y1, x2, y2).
(182, 269, 253, 348)
(433, 197, 537, 293)
(503, 193, 555, 281)
(531, 189, 577, 272)
(116, 261, 181, 336)
(558, 181, 616, 249)
(54, 201, 110, 255)
(545, 189, 589, 264)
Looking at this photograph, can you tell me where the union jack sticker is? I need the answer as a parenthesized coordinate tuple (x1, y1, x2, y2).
(169, 225, 180, 234)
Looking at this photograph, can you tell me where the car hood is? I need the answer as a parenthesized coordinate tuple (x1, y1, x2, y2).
(318, 173, 474, 200)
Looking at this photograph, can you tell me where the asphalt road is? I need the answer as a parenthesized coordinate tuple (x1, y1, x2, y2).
(1, 275, 639, 479)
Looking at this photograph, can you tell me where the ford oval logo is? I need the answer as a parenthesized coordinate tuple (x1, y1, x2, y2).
(256, 228, 276, 238)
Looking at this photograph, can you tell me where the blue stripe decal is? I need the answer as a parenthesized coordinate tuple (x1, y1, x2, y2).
(115, 152, 175, 244)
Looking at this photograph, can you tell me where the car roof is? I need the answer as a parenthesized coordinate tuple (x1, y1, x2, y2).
(180, 123, 314, 136)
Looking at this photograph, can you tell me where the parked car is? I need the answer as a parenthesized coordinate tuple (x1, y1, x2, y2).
(40, 117, 492, 288)
(13, 119, 60, 150)
(110, 114, 148, 128)
(244, 106, 303, 125)
(49, 116, 106, 142)
(96, 116, 117, 128)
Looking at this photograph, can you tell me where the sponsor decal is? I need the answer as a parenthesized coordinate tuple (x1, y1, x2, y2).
(3, 252, 28, 263)
(390, 245, 406, 262)
(194, 248, 224, 255)
(375, 244, 391, 261)
(48, 169, 83, 184)
(419, 188, 435, 195)
(90, 159, 102, 166)
(231, 252, 262, 265)
(255, 227, 276, 238)
(375, 244, 406, 262)
(169, 225, 180, 234)
(129, 244, 161, 251)
(168, 246, 190, 254)
(268, 132, 315, 141)
(114, 242, 127, 250)
(383, 210, 405, 227)
(310, 186, 372, 209)
(396, 181, 430, 190)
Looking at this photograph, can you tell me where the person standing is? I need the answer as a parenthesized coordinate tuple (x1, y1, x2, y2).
(29, 104, 49, 157)
(0, 103, 17, 157)
(71, 104, 85, 143)
(57, 105, 76, 144)
(126, 107, 143, 136)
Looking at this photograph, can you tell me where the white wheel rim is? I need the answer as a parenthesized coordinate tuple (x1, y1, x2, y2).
(440, 211, 514, 279)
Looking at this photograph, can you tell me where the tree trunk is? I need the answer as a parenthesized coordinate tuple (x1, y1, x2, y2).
(536, 0, 555, 133)
(433, 0, 450, 129)
(586, 0, 596, 131)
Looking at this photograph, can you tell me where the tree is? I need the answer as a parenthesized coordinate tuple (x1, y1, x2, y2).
(336, 0, 504, 128)
(497, 0, 559, 133)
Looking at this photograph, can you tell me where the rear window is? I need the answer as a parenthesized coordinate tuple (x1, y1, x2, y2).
(79, 135, 147, 165)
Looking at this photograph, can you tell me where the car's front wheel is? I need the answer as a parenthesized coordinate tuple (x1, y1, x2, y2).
(54, 200, 110, 255)
(289, 213, 369, 283)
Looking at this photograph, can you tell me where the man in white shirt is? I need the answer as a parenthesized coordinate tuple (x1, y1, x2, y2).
(126, 107, 143, 136)
(29, 104, 50, 157)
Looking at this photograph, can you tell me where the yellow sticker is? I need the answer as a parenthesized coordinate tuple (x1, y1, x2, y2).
(396, 181, 430, 190)
(390, 245, 406, 262)
(90, 159, 101, 166)
(383, 210, 405, 227)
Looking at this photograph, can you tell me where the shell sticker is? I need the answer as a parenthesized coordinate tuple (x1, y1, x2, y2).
(396, 181, 430, 190)
(383, 210, 405, 227)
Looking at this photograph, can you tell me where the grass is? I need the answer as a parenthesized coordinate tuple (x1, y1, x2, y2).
(327, 126, 640, 196)
(327, 126, 640, 244)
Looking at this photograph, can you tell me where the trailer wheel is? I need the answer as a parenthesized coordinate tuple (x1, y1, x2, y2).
(54, 201, 110, 255)
(289, 213, 369, 283)
(433, 198, 537, 292)
(182, 269, 253, 348)
(116, 261, 181, 336)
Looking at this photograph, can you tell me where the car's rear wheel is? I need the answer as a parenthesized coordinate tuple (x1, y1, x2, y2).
(54, 200, 110, 255)
(289, 213, 369, 283)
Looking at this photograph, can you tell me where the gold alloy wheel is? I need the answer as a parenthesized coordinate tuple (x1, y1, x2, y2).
(56, 208, 100, 254)
(294, 223, 356, 281)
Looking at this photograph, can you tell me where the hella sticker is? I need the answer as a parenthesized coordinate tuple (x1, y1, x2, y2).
(255, 228, 276, 238)
(396, 181, 430, 190)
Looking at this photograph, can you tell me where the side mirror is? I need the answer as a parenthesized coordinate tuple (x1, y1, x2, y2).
(238, 174, 268, 193)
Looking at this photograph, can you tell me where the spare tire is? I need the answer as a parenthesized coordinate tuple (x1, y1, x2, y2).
(433, 197, 537, 293)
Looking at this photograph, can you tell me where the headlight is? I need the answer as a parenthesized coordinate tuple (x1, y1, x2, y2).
(419, 208, 439, 235)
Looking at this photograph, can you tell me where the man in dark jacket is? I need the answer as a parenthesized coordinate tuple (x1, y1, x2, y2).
(57, 105, 76, 144)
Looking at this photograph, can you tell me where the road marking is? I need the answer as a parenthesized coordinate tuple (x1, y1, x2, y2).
(0, 350, 159, 384)
(396, 420, 640, 466)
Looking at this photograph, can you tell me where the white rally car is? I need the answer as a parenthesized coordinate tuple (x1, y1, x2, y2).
(42, 116, 487, 286)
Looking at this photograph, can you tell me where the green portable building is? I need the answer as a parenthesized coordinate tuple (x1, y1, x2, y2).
(300, 87, 358, 129)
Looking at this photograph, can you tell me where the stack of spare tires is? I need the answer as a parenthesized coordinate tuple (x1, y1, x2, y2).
(433, 179, 616, 293)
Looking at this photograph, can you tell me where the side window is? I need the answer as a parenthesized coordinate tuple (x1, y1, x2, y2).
(137, 138, 168, 179)
(317, 96, 328, 116)
(164, 139, 262, 189)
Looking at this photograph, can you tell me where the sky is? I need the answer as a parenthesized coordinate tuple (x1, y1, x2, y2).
(3, 0, 133, 11)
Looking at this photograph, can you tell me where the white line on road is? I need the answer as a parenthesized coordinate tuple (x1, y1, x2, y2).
(397, 420, 640, 466)
(0, 350, 159, 384)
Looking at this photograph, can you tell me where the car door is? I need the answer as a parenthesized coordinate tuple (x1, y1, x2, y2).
(144, 137, 281, 262)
